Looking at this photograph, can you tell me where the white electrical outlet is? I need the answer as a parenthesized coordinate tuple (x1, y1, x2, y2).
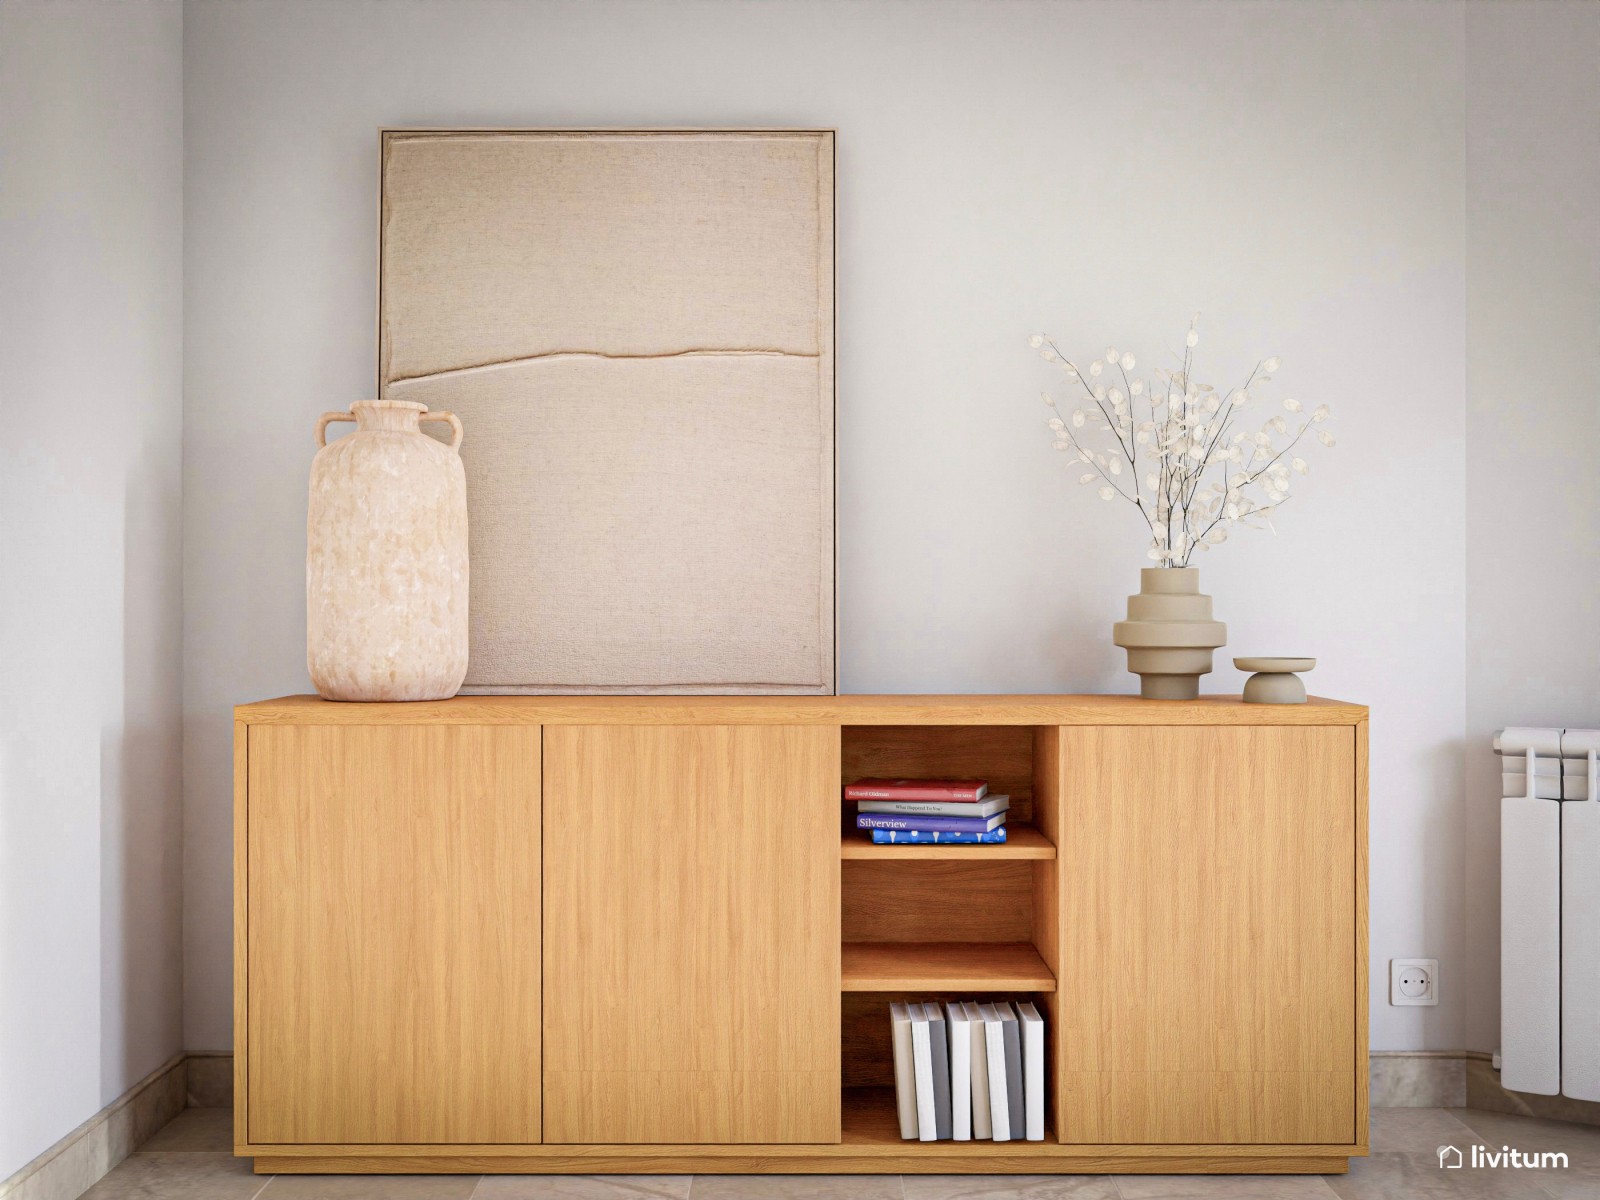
(1391, 958, 1439, 1006)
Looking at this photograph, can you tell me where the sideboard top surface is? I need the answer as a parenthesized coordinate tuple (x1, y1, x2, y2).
(236, 694, 1367, 726)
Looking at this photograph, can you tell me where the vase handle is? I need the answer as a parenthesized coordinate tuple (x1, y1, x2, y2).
(421, 411, 464, 452)
(315, 411, 354, 448)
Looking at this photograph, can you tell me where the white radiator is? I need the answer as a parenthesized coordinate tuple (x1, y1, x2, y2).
(1499, 727, 1600, 1099)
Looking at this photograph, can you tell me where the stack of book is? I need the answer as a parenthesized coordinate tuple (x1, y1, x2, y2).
(848, 778, 1008, 844)
(889, 999, 1045, 1141)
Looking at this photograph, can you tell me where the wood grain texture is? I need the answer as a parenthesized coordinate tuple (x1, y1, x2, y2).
(841, 941, 1055, 992)
(232, 721, 249, 1152)
(251, 1152, 1349, 1175)
(1057, 725, 1357, 1146)
(840, 825, 1055, 859)
(1031, 725, 1063, 1140)
(842, 860, 1034, 942)
(542, 724, 840, 1144)
(1354, 719, 1371, 1144)
(237, 693, 1368, 727)
(246, 724, 542, 1144)
(234, 696, 1365, 1170)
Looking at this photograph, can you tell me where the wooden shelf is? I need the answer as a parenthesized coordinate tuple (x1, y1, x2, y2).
(842, 1086, 1053, 1147)
(841, 941, 1056, 992)
(841, 825, 1054, 860)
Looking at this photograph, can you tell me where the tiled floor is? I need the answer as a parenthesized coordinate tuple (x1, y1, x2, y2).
(78, 1107, 1600, 1199)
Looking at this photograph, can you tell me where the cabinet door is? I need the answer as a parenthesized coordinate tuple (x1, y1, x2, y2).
(1057, 725, 1358, 1145)
(246, 724, 541, 1144)
(543, 724, 840, 1143)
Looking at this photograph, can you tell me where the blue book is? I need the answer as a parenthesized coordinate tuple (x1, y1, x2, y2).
(870, 828, 1008, 844)
(857, 811, 1006, 833)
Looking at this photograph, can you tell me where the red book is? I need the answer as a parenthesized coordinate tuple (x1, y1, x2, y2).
(844, 778, 988, 802)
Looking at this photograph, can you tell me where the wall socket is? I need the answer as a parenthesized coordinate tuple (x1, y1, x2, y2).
(1390, 958, 1439, 1006)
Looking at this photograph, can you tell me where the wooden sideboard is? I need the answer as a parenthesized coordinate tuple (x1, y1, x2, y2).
(233, 694, 1368, 1175)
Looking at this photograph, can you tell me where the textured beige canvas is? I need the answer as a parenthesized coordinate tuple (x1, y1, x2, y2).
(380, 130, 834, 693)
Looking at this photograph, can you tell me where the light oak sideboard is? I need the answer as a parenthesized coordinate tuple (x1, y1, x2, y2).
(233, 694, 1368, 1175)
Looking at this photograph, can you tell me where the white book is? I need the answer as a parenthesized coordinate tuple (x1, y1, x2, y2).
(963, 1000, 992, 1139)
(910, 1005, 938, 1141)
(924, 1003, 952, 1140)
(998, 1002, 1024, 1137)
(857, 795, 1011, 818)
(1017, 1000, 1046, 1141)
(945, 1002, 972, 1140)
(979, 1001, 1010, 1141)
(889, 1002, 917, 1140)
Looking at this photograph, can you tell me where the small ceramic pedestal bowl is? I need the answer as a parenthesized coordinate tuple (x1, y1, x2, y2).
(1235, 657, 1316, 705)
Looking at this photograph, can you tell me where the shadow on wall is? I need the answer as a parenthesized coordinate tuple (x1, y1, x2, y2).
(100, 452, 182, 1096)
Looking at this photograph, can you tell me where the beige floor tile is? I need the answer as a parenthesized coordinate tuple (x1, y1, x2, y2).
(139, 1108, 234, 1154)
(76, 1152, 269, 1200)
(687, 1177, 904, 1200)
(903, 1176, 1118, 1200)
(472, 1177, 692, 1199)
(259, 1174, 479, 1200)
(1366, 1107, 1476, 1154)
(1112, 1175, 1337, 1199)
(1324, 1150, 1564, 1198)
(1536, 1163, 1600, 1198)
(1449, 1108, 1600, 1166)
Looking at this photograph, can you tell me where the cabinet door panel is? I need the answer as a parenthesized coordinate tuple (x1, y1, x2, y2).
(1057, 725, 1356, 1145)
(247, 724, 541, 1144)
(543, 724, 840, 1144)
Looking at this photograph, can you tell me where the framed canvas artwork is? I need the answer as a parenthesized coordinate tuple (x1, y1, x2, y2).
(379, 129, 835, 694)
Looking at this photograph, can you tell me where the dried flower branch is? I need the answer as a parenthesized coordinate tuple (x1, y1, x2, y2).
(1030, 321, 1333, 565)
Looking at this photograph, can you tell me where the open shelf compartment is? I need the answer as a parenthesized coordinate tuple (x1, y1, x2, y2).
(839, 724, 1057, 857)
(840, 986, 1056, 1145)
(839, 723, 1061, 989)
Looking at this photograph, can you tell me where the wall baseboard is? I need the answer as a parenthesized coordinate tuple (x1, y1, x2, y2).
(0, 1055, 186, 1200)
(1370, 1050, 1469, 1108)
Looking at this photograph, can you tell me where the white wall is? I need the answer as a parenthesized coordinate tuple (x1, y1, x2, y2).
(0, 0, 185, 1181)
(182, 0, 1468, 1053)
(1461, 1, 1600, 1056)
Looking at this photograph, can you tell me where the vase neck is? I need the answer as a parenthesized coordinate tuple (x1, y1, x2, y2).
(1141, 566, 1200, 595)
(351, 400, 425, 433)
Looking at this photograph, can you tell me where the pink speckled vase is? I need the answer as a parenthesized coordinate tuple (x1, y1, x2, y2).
(306, 400, 468, 701)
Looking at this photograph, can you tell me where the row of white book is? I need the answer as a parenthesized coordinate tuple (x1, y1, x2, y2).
(889, 1000, 1045, 1142)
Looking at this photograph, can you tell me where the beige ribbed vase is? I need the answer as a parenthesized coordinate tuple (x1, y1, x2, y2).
(307, 400, 468, 701)
(1112, 567, 1227, 700)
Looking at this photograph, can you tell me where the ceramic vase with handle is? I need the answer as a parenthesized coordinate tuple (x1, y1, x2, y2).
(306, 400, 468, 701)
(1111, 566, 1226, 700)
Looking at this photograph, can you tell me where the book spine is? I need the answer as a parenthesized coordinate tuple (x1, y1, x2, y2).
(1001, 1005, 1025, 1138)
(984, 1012, 1010, 1142)
(857, 813, 1002, 833)
(870, 829, 1007, 844)
(857, 796, 1009, 817)
(927, 1006, 953, 1140)
(845, 785, 986, 801)
(911, 1012, 937, 1142)
(1019, 1003, 1045, 1141)
(946, 1003, 972, 1141)
(966, 1002, 992, 1140)
(890, 1003, 918, 1140)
